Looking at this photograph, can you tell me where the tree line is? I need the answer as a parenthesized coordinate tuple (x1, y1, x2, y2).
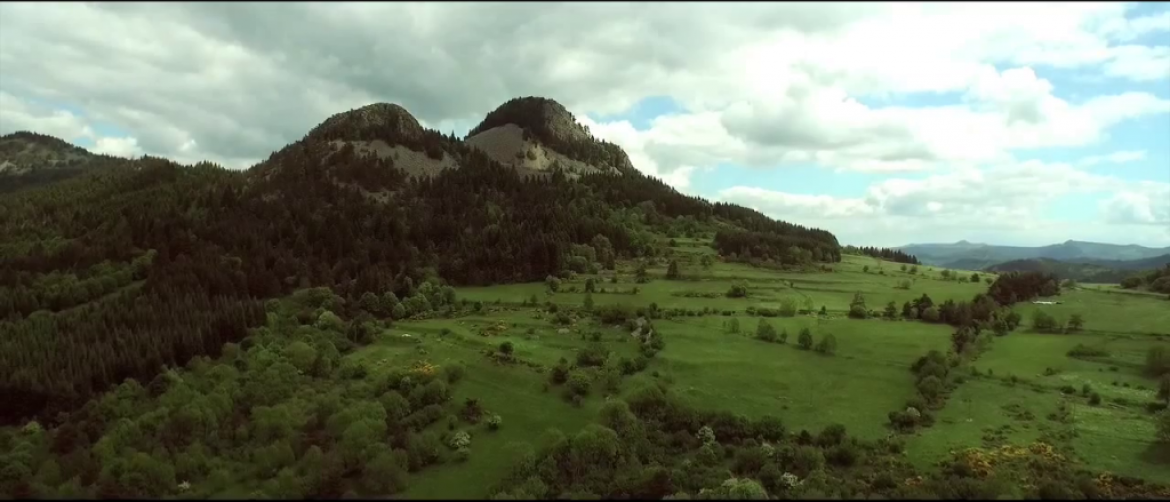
(842, 245, 920, 264)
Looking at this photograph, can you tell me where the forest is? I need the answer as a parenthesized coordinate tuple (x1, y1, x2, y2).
(0, 108, 840, 425)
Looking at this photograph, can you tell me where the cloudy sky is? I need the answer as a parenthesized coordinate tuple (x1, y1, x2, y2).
(1, 2, 1168, 248)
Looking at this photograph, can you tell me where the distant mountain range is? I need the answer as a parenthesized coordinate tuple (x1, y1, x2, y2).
(898, 240, 1170, 271)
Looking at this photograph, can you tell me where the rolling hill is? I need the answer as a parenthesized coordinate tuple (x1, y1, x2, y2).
(982, 254, 1170, 283)
(0, 131, 126, 194)
(899, 239, 1170, 270)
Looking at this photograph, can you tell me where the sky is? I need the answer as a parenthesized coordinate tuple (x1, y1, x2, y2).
(0, 2, 1168, 248)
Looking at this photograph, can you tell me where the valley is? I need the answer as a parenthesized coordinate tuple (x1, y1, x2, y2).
(1, 96, 1168, 499)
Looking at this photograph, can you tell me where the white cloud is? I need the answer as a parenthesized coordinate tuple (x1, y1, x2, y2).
(717, 157, 1170, 247)
(1100, 182, 1170, 225)
(1, 2, 1168, 245)
(92, 137, 144, 159)
(1078, 150, 1148, 166)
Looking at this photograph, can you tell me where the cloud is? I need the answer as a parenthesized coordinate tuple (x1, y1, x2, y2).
(1078, 150, 1148, 166)
(717, 157, 1170, 246)
(1100, 182, 1170, 225)
(1, 2, 1167, 244)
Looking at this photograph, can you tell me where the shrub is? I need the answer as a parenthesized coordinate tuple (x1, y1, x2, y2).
(1088, 393, 1102, 406)
(1067, 344, 1108, 358)
(444, 363, 465, 384)
(726, 283, 748, 298)
(814, 334, 837, 355)
(448, 430, 471, 449)
(566, 370, 591, 396)
(487, 414, 502, 431)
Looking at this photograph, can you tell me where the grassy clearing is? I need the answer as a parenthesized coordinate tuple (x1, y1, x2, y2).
(387, 240, 1168, 494)
(649, 316, 953, 440)
(903, 378, 1068, 470)
(1013, 287, 1170, 336)
(349, 324, 608, 499)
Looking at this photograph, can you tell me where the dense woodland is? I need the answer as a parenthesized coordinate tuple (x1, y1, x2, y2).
(1121, 264, 1170, 293)
(842, 245, 920, 265)
(0, 109, 840, 425)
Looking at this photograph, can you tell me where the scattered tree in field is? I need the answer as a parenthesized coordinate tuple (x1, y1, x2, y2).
(848, 292, 868, 319)
(700, 254, 714, 269)
(779, 329, 789, 344)
(901, 301, 915, 319)
(900, 264, 908, 272)
(940, 269, 952, 280)
(884, 301, 898, 319)
(756, 319, 778, 342)
(863, 265, 870, 273)
(895, 279, 912, 290)
(1067, 313, 1084, 332)
(583, 291, 594, 311)
(727, 318, 741, 334)
(546, 275, 561, 293)
(909, 265, 919, 275)
(499, 341, 515, 357)
(819, 305, 828, 316)
(798, 328, 813, 350)
(919, 306, 941, 323)
(585, 278, 596, 293)
(970, 273, 980, 283)
(635, 263, 649, 284)
(815, 334, 838, 355)
(666, 260, 681, 280)
(778, 297, 797, 317)
(1031, 310, 1059, 333)
(488, 414, 502, 431)
(802, 296, 815, 315)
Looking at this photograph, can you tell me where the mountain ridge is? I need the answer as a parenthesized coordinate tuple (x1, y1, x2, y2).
(898, 239, 1170, 269)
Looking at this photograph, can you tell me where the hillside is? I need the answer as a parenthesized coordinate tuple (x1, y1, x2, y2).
(0, 97, 841, 423)
(0, 131, 125, 194)
(982, 255, 1170, 284)
(900, 239, 1170, 269)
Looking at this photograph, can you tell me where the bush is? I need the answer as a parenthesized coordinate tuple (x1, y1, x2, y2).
(487, 414, 502, 431)
(444, 363, 465, 384)
(1089, 393, 1102, 406)
(1068, 344, 1109, 358)
(815, 334, 837, 355)
(726, 283, 748, 298)
(567, 370, 591, 396)
(448, 430, 471, 449)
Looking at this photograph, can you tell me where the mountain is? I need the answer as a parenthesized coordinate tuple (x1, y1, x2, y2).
(899, 239, 1170, 270)
(0, 97, 841, 423)
(0, 131, 124, 194)
(982, 254, 1170, 284)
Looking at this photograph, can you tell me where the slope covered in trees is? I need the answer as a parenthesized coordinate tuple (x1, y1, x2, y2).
(0, 132, 126, 194)
(843, 245, 920, 265)
(0, 98, 841, 424)
(985, 256, 1170, 285)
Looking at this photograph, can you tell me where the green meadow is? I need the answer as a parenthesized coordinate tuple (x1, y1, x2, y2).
(321, 244, 1170, 496)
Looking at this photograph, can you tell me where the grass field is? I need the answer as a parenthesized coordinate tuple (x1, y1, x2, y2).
(339, 245, 1170, 496)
